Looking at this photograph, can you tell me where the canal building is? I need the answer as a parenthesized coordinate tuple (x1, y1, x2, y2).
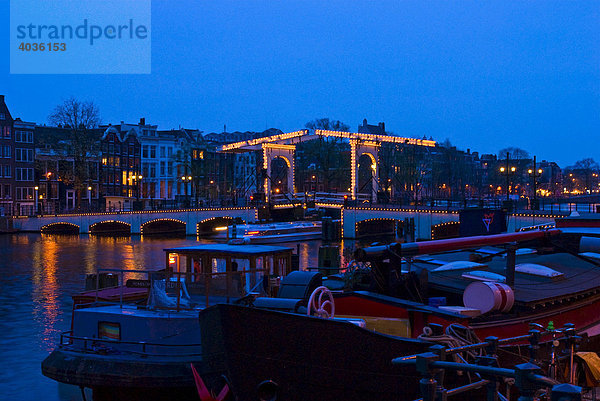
(0, 95, 14, 216)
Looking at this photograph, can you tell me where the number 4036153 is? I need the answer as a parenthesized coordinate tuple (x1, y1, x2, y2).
(18, 43, 66, 51)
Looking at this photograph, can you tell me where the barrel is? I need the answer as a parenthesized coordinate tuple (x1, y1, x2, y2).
(463, 281, 514, 314)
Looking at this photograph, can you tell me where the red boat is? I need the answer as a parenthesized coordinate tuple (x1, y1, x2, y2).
(335, 228, 600, 348)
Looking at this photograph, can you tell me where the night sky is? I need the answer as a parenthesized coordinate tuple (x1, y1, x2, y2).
(1, 0, 598, 166)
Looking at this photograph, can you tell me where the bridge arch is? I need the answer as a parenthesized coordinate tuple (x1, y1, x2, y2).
(355, 217, 399, 238)
(360, 152, 377, 166)
(41, 222, 80, 235)
(263, 143, 295, 201)
(350, 139, 379, 202)
(196, 216, 244, 237)
(271, 156, 291, 195)
(141, 218, 186, 236)
(431, 221, 460, 240)
(89, 220, 132, 236)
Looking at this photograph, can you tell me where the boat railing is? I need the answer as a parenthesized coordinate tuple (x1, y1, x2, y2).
(58, 330, 203, 357)
(89, 267, 271, 311)
(392, 328, 583, 401)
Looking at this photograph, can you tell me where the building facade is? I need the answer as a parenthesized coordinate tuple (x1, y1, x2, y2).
(13, 118, 36, 215)
(0, 95, 14, 215)
(100, 124, 142, 211)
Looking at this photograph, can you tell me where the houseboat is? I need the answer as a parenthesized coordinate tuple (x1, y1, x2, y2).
(197, 228, 600, 400)
(41, 243, 294, 401)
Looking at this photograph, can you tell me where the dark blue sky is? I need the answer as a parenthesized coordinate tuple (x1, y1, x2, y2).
(1, 0, 598, 166)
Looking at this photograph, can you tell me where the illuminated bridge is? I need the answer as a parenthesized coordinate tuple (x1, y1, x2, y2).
(13, 207, 257, 236)
(219, 129, 436, 203)
(329, 205, 560, 239)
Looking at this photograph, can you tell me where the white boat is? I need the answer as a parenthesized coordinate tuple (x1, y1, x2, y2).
(223, 221, 322, 244)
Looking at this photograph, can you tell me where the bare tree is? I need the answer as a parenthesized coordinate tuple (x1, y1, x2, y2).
(498, 147, 530, 160)
(305, 118, 349, 132)
(301, 118, 350, 192)
(567, 158, 600, 193)
(48, 97, 101, 206)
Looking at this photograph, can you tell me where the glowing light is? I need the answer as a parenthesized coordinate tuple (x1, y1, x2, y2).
(220, 129, 309, 151)
(315, 129, 436, 147)
(214, 226, 228, 231)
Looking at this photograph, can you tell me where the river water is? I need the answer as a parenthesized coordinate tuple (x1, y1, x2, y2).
(0, 233, 379, 401)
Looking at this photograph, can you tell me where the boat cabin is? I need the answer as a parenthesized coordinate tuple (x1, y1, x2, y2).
(164, 243, 294, 297)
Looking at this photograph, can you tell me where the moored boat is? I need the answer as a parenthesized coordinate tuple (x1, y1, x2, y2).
(198, 228, 600, 400)
(42, 243, 295, 401)
(221, 221, 322, 244)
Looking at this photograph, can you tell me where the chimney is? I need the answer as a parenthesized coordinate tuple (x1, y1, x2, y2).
(0, 95, 4, 102)
(140, 117, 145, 126)
(379, 122, 385, 132)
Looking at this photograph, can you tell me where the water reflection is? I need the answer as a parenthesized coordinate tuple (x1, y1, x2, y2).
(32, 236, 61, 351)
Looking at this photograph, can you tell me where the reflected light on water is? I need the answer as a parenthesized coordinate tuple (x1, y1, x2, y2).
(32, 236, 61, 351)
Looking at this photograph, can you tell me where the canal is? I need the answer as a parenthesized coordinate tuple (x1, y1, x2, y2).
(0, 233, 383, 400)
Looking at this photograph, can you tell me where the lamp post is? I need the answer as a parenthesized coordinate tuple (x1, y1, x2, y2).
(34, 186, 39, 215)
(527, 155, 543, 210)
(136, 175, 143, 201)
(499, 152, 516, 201)
(181, 175, 192, 207)
(45, 172, 52, 214)
(87, 186, 92, 208)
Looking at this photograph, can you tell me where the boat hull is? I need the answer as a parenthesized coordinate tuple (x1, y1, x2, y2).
(42, 349, 200, 401)
(199, 303, 434, 401)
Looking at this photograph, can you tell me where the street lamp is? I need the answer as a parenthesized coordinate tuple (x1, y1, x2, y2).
(34, 186, 39, 215)
(181, 175, 192, 207)
(45, 172, 52, 214)
(87, 186, 92, 208)
(136, 175, 143, 201)
(527, 155, 543, 210)
(499, 153, 516, 202)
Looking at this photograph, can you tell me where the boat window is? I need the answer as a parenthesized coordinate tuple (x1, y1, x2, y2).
(231, 258, 249, 272)
(212, 258, 226, 273)
(277, 257, 287, 276)
(168, 253, 178, 271)
(179, 255, 189, 272)
(98, 321, 121, 340)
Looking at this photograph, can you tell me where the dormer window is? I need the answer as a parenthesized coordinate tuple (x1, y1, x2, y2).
(0, 113, 5, 120)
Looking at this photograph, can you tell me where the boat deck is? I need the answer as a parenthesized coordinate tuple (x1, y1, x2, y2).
(418, 250, 600, 305)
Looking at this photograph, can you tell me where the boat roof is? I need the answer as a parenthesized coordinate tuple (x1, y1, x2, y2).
(417, 250, 600, 305)
(164, 243, 293, 256)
